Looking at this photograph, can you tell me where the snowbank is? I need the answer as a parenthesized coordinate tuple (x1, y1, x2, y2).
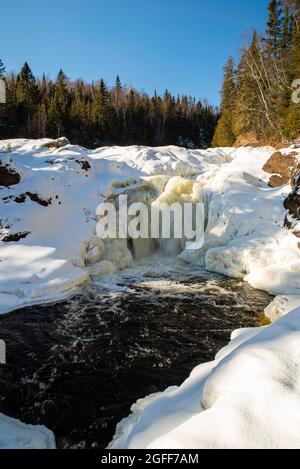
(0, 139, 141, 314)
(179, 147, 300, 296)
(0, 413, 55, 449)
(0, 244, 89, 315)
(109, 305, 300, 449)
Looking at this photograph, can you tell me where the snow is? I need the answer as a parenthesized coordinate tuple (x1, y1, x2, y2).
(109, 305, 300, 449)
(0, 244, 89, 315)
(1, 138, 300, 448)
(1, 140, 277, 315)
(0, 413, 55, 449)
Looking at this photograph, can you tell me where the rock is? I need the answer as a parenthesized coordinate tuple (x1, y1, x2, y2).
(284, 172, 300, 244)
(268, 174, 290, 188)
(14, 192, 52, 207)
(0, 162, 21, 187)
(1, 231, 30, 242)
(291, 171, 300, 191)
(42, 137, 70, 149)
(76, 159, 91, 171)
(263, 151, 300, 188)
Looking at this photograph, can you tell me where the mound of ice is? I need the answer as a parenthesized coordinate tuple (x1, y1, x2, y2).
(0, 413, 55, 449)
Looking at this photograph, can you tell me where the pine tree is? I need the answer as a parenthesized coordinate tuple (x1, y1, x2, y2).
(266, 0, 283, 57)
(0, 64, 218, 146)
(115, 75, 122, 95)
(281, 4, 293, 50)
(212, 57, 236, 147)
(231, 32, 261, 139)
(16, 63, 37, 101)
(15, 62, 39, 136)
(48, 69, 70, 138)
(92, 79, 115, 142)
(161, 90, 176, 144)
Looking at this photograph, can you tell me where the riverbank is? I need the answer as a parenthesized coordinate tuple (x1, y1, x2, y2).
(1, 139, 300, 448)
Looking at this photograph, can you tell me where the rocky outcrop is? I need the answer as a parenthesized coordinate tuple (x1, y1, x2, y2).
(76, 159, 91, 171)
(13, 192, 52, 207)
(1, 231, 30, 242)
(0, 161, 21, 187)
(42, 137, 70, 149)
(263, 151, 300, 188)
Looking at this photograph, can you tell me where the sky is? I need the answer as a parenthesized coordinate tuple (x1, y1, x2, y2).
(2, 0, 269, 105)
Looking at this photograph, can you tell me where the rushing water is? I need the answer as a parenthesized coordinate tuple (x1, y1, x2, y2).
(0, 257, 272, 448)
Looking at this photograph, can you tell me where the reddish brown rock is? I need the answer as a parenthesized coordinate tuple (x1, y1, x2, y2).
(268, 174, 290, 188)
(263, 151, 300, 188)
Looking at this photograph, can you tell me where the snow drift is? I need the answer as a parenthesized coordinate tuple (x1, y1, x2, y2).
(0, 413, 55, 449)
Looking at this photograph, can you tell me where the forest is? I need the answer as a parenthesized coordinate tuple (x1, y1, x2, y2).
(0, 61, 217, 149)
(213, 0, 300, 146)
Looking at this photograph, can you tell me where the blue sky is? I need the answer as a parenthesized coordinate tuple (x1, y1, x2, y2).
(2, 0, 269, 105)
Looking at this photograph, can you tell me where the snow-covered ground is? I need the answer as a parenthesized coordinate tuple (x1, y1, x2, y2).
(0, 413, 55, 449)
(1, 138, 300, 448)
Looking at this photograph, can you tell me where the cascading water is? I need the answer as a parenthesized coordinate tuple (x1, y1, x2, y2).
(0, 175, 273, 448)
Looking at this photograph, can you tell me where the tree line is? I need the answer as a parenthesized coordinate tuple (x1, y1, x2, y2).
(0, 60, 218, 148)
(213, 0, 300, 146)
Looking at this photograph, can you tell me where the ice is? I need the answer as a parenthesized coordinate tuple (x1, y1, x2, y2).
(0, 413, 55, 449)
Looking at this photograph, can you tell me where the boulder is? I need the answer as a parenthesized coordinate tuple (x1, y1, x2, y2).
(263, 151, 300, 188)
(42, 137, 70, 149)
(0, 161, 21, 187)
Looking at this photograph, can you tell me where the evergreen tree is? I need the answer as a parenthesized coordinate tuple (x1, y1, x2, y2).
(232, 32, 261, 139)
(212, 57, 236, 147)
(92, 79, 115, 142)
(266, 0, 283, 57)
(115, 75, 122, 95)
(48, 69, 70, 137)
(15, 62, 39, 136)
(0, 63, 218, 146)
(161, 90, 176, 143)
(281, 4, 293, 50)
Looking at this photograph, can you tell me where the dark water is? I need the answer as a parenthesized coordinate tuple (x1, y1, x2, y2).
(0, 258, 272, 448)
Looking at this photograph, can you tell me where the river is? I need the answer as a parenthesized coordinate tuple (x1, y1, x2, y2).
(0, 256, 272, 448)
